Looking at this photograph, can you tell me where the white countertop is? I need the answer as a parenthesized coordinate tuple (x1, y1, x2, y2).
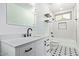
(1, 34, 49, 47)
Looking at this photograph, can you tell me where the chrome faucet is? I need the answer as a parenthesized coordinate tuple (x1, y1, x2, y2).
(27, 28, 32, 37)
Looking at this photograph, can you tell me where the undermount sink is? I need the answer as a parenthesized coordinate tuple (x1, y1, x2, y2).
(1, 35, 44, 47)
(31, 35, 41, 37)
(31, 34, 44, 37)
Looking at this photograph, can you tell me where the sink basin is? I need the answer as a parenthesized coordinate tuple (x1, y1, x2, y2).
(31, 34, 43, 37)
(1, 37, 40, 47)
(1, 34, 48, 47)
(32, 35, 41, 37)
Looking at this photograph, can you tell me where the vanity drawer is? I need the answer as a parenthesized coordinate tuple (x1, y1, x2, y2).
(19, 43, 36, 56)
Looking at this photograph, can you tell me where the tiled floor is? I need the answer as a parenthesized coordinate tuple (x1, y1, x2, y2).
(50, 45, 79, 56)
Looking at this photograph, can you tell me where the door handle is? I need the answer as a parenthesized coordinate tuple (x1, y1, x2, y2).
(25, 48, 32, 52)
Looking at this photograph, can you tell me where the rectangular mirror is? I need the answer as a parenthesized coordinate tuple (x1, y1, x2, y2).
(7, 3, 35, 26)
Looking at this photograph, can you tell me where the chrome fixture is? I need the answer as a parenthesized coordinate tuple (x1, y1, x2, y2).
(27, 28, 32, 37)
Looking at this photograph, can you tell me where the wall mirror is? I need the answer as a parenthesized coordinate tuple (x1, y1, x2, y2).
(7, 3, 35, 26)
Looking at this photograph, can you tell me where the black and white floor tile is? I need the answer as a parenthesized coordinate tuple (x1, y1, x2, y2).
(50, 45, 79, 56)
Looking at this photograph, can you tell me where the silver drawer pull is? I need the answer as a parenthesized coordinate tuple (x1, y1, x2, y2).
(51, 35, 54, 37)
(25, 48, 32, 52)
(44, 41, 46, 46)
(47, 44, 50, 46)
(47, 49, 50, 53)
(47, 39, 49, 41)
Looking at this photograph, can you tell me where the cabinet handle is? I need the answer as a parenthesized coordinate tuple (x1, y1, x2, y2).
(47, 49, 50, 53)
(44, 41, 46, 46)
(51, 35, 54, 37)
(47, 44, 50, 46)
(47, 39, 49, 41)
(25, 48, 32, 52)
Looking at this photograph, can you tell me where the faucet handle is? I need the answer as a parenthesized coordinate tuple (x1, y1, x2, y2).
(23, 34, 26, 37)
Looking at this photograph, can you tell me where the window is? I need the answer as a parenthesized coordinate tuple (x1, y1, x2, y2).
(55, 11, 72, 21)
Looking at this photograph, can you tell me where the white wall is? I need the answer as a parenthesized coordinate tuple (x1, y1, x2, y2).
(51, 21, 76, 40)
(77, 3, 79, 48)
(49, 7, 77, 40)
(35, 3, 50, 34)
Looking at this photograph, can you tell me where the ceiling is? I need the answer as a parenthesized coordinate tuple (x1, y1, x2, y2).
(13, 3, 76, 13)
(49, 3, 76, 13)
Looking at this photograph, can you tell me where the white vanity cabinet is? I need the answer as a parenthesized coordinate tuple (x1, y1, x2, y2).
(19, 37, 50, 56)
(1, 36, 50, 56)
(1, 42, 19, 56)
(35, 39, 45, 56)
(1, 41, 36, 56)
(34, 37, 51, 56)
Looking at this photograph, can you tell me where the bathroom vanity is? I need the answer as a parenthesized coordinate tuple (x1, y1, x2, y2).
(1, 35, 50, 56)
